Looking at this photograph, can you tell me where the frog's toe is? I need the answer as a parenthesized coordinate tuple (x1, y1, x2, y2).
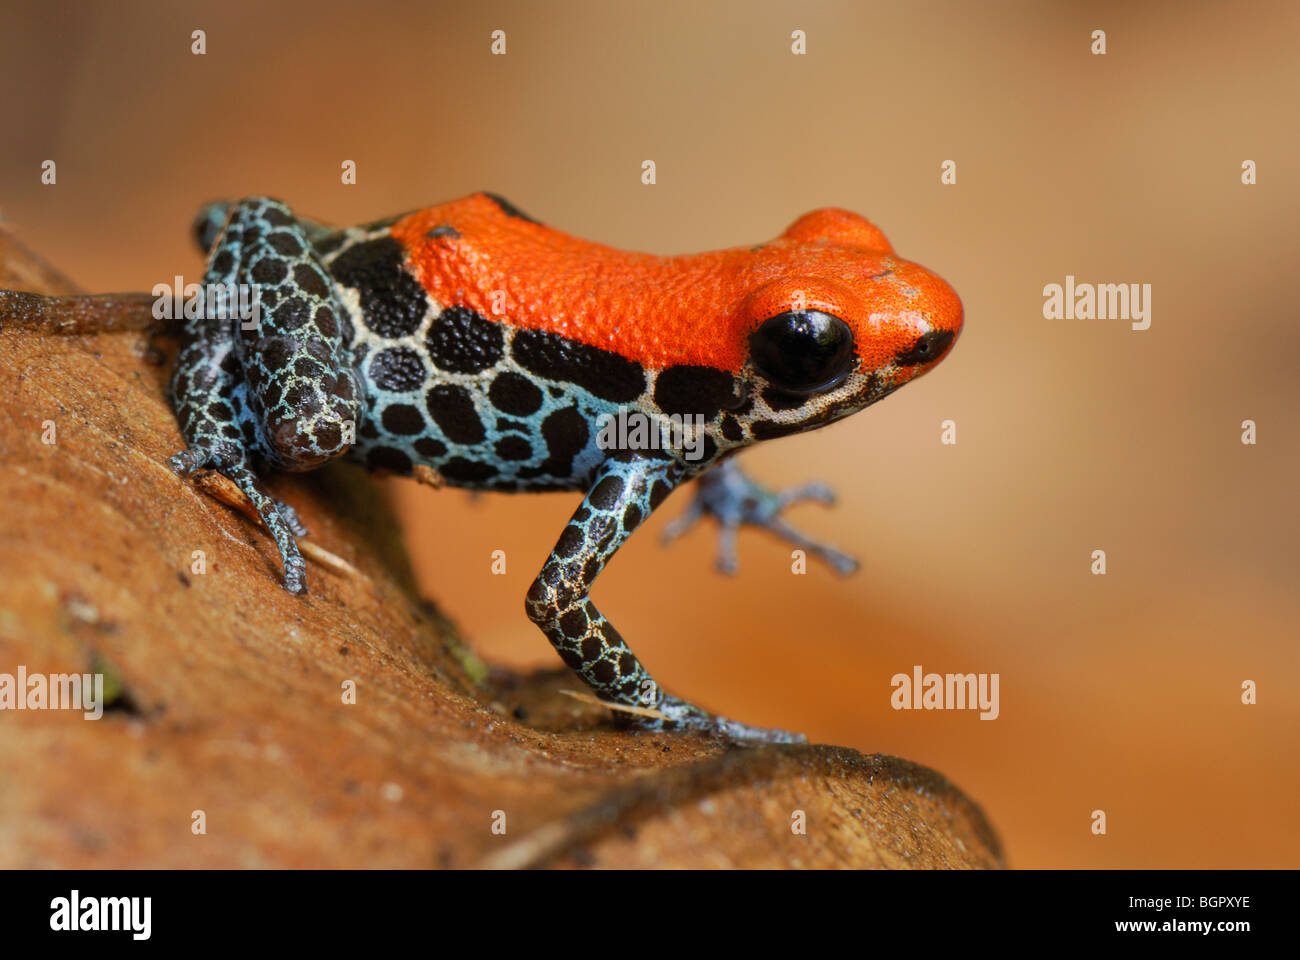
(168, 445, 212, 478)
(173, 455, 312, 596)
(620, 695, 806, 744)
(764, 517, 860, 576)
(821, 549, 860, 576)
(660, 500, 705, 545)
(713, 523, 740, 576)
(275, 498, 309, 538)
(281, 552, 308, 595)
(777, 480, 837, 508)
(713, 716, 807, 745)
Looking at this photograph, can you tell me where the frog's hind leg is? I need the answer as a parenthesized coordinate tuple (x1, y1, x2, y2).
(168, 196, 362, 594)
(169, 374, 313, 592)
(192, 200, 338, 258)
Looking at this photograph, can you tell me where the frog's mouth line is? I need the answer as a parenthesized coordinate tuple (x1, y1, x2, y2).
(716, 367, 899, 445)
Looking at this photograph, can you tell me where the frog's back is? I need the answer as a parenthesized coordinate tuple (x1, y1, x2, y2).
(318, 193, 673, 491)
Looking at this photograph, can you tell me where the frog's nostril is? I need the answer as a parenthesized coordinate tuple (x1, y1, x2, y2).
(895, 329, 955, 366)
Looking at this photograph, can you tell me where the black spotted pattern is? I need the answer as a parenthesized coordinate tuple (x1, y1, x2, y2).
(426, 306, 504, 373)
(488, 371, 544, 416)
(653, 364, 738, 419)
(525, 455, 685, 708)
(169, 193, 894, 741)
(424, 384, 485, 444)
(329, 236, 427, 339)
(369, 346, 429, 392)
(511, 328, 646, 403)
(168, 196, 363, 595)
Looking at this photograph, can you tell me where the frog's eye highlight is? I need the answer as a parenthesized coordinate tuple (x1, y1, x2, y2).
(748, 310, 855, 395)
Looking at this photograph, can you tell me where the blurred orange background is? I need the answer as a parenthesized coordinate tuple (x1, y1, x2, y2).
(3, 0, 1297, 868)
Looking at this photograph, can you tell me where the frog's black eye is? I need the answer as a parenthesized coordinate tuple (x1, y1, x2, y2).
(748, 310, 855, 395)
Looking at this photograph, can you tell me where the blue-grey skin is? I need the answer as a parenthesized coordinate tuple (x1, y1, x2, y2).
(171, 196, 868, 741)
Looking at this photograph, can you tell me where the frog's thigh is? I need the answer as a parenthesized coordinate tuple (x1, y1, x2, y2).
(230, 197, 362, 472)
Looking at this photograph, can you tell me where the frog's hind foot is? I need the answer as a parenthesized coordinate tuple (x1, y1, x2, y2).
(168, 442, 309, 595)
(614, 694, 806, 745)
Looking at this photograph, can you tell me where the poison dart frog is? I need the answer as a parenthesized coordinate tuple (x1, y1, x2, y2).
(2, 193, 963, 741)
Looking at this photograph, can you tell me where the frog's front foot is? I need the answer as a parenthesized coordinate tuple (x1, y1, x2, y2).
(662, 459, 859, 576)
(617, 694, 806, 744)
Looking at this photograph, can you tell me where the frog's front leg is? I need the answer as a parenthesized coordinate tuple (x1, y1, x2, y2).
(663, 458, 859, 576)
(526, 452, 803, 743)
(168, 196, 361, 594)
